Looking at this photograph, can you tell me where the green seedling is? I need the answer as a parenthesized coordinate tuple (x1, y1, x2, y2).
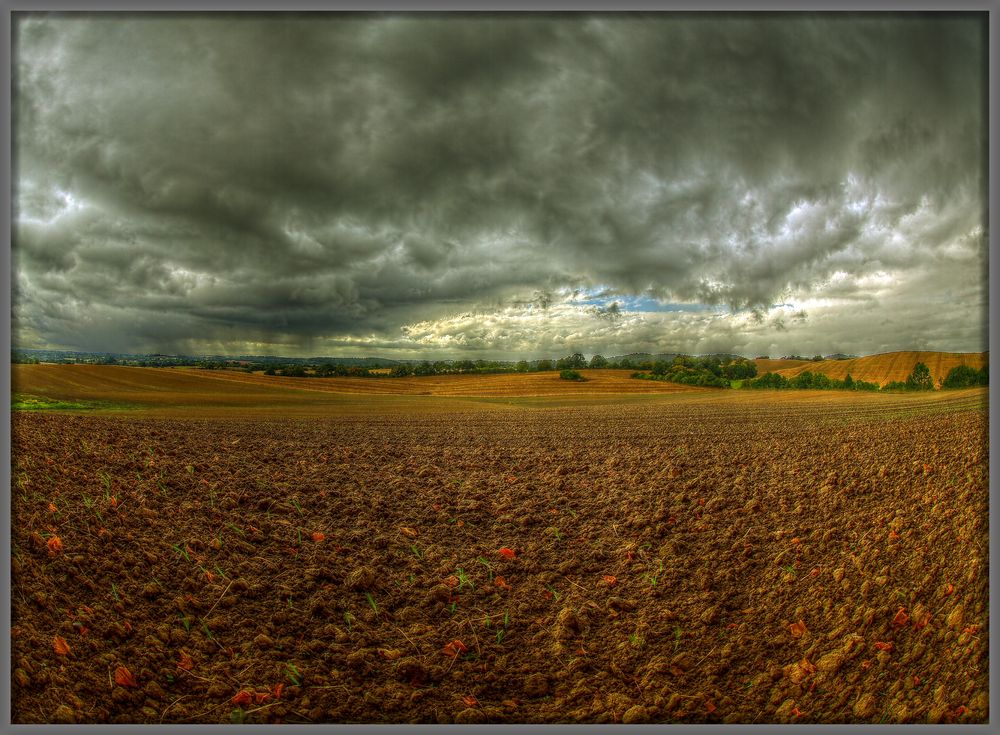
(673, 627, 682, 651)
(496, 612, 510, 644)
(449, 601, 458, 615)
(202, 622, 215, 641)
(546, 527, 563, 541)
(629, 632, 645, 648)
(82, 494, 94, 510)
(648, 560, 665, 587)
(783, 565, 797, 578)
(224, 522, 245, 536)
(455, 567, 474, 590)
(215, 565, 228, 579)
(172, 544, 191, 562)
(408, 544, 423, 559)
(296, 528, 302, 546)
(179, 615, 191, 632)
(343, 611, 355, 632)
(231, 709, 247, 724)
(285, 662, 302, 686)
(98, 471, 112, 499)
(290, 498, 303, 515)
(545, 584, 561, 601)
(111, 583, 121, 602)
(477, 557, 494, 582)
(365, 592, 378, 614)
(186, 465, 195, 474)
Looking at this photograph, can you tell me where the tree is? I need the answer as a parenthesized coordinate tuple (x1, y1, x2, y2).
(844, 373, 854, 389)
(722, 358, 756, 380)
(560, 369, 584, 381)
(536, 359, 552, 371)
(941, 364, 988, 389)
(515, 360, 530, 373)
(743, 372, 789, 389)
(905, 362, 934, 391)
(413, 361, 435, 376)
(589, 354, 608, 368)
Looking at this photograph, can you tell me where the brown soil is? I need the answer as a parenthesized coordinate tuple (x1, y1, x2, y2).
(10, 389, 988, 724)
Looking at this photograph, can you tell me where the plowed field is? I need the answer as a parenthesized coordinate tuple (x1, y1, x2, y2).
(10, 387, 988, 724)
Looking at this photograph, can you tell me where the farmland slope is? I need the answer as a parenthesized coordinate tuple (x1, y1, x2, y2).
(12, 365, 701, 409)
(754, 351, 987, 387)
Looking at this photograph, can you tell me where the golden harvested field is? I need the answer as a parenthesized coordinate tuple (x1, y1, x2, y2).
(756, 352, 988, 388)
(12, 365, 699, 414)
(9, 365, 988, 725)
(753, 359, 815, 374)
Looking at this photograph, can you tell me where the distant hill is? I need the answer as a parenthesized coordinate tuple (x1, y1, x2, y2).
(754, 351, 988, 387)
(610, 352, 743, 363)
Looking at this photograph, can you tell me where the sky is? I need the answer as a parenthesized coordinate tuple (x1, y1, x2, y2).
(13, 13, 988, 360)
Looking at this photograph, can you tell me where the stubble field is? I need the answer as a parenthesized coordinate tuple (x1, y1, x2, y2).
(9, 370, 988, 724)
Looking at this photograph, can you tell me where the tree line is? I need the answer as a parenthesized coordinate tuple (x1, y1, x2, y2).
(632, 355, 757, 388)
(256, 352, 697, 378)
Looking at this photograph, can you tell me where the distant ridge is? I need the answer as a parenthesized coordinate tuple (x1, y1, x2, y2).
(609, 352, 744, 363)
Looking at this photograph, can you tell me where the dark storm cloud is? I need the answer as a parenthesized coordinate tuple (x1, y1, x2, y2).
(13, 13, 987, 357)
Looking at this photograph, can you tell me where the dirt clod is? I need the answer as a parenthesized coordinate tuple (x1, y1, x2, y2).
(523, 673, 550, 698)
(622, 705, 650, 724)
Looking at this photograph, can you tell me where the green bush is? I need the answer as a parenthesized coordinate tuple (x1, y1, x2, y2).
(941, 364, 988, 389)
(559, 369, 584, 381)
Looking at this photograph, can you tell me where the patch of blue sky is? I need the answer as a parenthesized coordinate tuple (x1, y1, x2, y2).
(576, 292, 717, 314)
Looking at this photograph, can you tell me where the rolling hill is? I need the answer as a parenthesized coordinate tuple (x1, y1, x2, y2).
(754, 351, 988, 387)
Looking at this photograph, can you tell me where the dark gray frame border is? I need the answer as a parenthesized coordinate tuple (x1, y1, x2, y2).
(2, 2, 996, 734)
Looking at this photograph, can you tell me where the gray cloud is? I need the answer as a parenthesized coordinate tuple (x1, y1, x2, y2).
(13, 13, 987, 357)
